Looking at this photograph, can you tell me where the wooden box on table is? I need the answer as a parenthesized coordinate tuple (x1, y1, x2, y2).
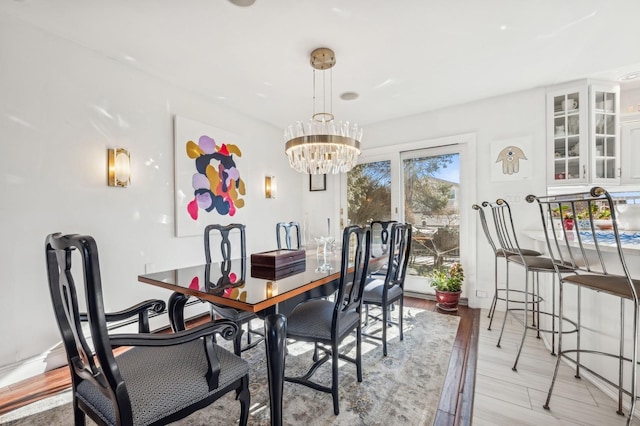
(250, 249, 306, 280)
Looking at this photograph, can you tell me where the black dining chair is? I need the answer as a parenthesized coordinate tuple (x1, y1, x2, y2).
(204, 223, 263, 355)
(473, 203, 542, 331)
(528, 187, 640, 423)
(45, 233, 250, 426)
(362, 222, 412, 356)
(276, 221, 302, 249)
(284, 225, 371, 415)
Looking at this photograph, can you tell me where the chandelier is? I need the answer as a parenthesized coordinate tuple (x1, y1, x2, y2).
(284, 47, 362, 175)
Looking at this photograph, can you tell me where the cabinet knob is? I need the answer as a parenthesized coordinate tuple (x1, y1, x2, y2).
(583, 165, 586, 179)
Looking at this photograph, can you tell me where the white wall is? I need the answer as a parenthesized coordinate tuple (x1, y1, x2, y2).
(309, 89, 549, 309)
(0, 14, 304, 376)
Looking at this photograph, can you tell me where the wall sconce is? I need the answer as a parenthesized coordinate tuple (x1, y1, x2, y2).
(265, 175, 276, 198)
(108, 148, 131, 187)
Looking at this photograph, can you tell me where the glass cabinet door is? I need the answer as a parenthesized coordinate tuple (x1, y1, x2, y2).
(591, 85, 619, 182)
(547, 81, 619, 186)
(550, 88, 587, 184)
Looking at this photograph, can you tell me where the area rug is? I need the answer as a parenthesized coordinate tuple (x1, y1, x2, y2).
(0, 308, 460, 426)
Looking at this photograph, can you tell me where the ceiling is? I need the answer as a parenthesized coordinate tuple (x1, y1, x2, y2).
(4, 0, 640, 132)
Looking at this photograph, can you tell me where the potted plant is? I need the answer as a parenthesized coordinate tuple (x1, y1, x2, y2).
(562, 212, 574, 230)
(430, 262, 464, 311)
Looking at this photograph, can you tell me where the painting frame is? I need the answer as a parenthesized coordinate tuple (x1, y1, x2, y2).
(490, 136, 532, 182)
(174, 116, 246, 237)
(309, 174, 326, 191)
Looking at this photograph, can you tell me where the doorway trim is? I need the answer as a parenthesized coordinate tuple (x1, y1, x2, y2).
(340, 132, 478, 307)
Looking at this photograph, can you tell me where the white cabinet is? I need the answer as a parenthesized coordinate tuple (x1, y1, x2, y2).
(621, 117, 640, 184)
(547, 81, 619, 186)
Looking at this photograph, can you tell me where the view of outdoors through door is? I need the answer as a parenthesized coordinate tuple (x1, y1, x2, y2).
(346, 150, 460, 295)
(346, 160, 392, 227)
(402, 151, 460, 294)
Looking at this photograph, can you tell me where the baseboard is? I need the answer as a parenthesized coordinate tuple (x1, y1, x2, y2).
(0, 347, 67, 388)
(403, 292, 469, 306)
(0, 302, 208, 387)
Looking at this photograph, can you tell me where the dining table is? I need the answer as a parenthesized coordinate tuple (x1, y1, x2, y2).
(138, 246, 386, 426)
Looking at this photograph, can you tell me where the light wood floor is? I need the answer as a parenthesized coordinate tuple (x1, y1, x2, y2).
(473, 308, 630, 426)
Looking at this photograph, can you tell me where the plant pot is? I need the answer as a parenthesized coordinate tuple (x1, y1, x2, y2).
(435, 289, 461, 312)
(563, 218, 574, 230)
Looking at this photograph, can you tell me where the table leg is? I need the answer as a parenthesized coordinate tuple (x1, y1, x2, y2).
(264, 313, 287, 426)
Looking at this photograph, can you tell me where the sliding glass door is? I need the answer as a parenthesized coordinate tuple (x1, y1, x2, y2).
(401, 146, 460, 294)
(343, 140, 467, 297)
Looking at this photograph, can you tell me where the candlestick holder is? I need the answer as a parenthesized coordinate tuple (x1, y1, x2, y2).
(314, 236, 335, 272)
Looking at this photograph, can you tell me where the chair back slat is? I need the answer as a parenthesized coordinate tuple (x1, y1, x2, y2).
(47, 246, 101, 381)
(370, 220, 397, 254)
(384, 223, 412, 291)
(472, 204, 499, 254)
(483, 199, 524, 259)
(527, 187, 637, 301)
(276, 221, 302, 249)
(205, 224, 246, 262)
(205, 258, 247, 294)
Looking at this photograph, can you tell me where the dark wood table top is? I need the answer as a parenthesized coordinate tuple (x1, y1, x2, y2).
(139, 249, 385, 313)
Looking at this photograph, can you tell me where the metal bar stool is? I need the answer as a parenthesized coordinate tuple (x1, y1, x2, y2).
(473, 203, 542, 331)
(529, 187, 640, 424)
(485, 198, 576, 370)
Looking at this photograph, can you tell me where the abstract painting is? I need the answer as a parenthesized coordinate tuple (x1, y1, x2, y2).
(174, 116, 246, 237)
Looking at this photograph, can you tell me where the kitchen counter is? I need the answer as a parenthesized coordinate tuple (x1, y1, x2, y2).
(523, 229, 640, 256)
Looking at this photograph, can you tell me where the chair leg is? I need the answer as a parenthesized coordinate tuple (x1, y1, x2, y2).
(618, 299, 625, 415)
(487, 256, 499, 330)
(356, 324, 363, 382)
(544, 281, 565, 410)
(496, 262, 511, 348)
(237, 375, 250, 426)
(487, 293, 498, 330)
(551, 278, 556, 356)
(576, 286, 582, 379)
(364, 304, 370, 327)
(398, 298, 404, 342)
(512, 270, 530, 371)
(382, 302, 388, 356)
(535, 273, 541, 338)
(626, 302, 639, 424)
(332, 341, 340, 415)
(73, 399, 85, 426)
